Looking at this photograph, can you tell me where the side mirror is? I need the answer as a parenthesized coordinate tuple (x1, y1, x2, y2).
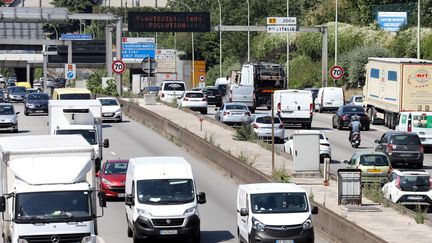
(98, 192, 107, 208)
(125, 194, 134, 206)
(16, 112, 20, 115)
(103, 139, 110, 148)
(240, 208, 248, 216)
(311, 206, 318, 215)
(197, 192, 206, 204)
(0, 196, 5, 212)
(374, 139, 380, 144)
(343, 160, 349, 164)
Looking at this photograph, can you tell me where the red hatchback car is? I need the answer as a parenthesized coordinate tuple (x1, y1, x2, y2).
(98, 160, 128, 198)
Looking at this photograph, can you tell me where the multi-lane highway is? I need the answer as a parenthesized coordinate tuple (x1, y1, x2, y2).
(3, 103, 330, 243)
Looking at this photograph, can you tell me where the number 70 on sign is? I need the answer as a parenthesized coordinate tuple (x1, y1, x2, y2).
(330, 65, 344, 80)
(112, 60, 126, 74)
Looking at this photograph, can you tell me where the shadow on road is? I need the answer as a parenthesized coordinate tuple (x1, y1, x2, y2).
(201, 231, 235, 243)
(330, 159, 342, 164)
(102, 124, 113, 128)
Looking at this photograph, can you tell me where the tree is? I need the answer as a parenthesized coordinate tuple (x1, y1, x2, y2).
(0, 0, 5, 7)
(50, 0, 94, 13)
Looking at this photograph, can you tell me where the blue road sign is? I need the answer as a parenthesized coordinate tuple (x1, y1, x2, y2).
(377, 12, 407, 32)
(122, 38, 155, 59)
(60, 34, 93, 40)
(67, 72, 74, 79)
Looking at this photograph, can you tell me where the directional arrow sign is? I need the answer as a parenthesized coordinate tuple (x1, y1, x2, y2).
(266, 25, 297, 33)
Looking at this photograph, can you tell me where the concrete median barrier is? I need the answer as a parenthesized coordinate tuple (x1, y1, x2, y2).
(120, 99, 386, 243)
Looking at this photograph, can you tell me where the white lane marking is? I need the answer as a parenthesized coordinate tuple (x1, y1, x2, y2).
(110, 151, 116, 155)
(97, 236, 107, 243)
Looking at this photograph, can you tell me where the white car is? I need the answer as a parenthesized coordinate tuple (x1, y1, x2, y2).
(382, 169, 432, 206)
(177, 91, 208, 114)
(159, 81, 186, 103)
(349, 95, 363, 106)
(97, 97, 123, 122)
(251, 114, 285, 143)
(284, 131, 331, 162)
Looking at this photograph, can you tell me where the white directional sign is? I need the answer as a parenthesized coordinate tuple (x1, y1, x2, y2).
(267, 26, 297, 33)
(267, 17, 297, 25)
(64, 64, 76, 80)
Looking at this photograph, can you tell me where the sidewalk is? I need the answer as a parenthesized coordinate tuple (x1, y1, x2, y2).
(128, 99, 432, 243)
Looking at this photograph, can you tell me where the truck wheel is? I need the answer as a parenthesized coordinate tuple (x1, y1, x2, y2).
(128, 226, 133, 237)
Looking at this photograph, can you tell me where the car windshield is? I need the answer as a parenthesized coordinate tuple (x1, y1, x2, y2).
(251, 192, 308, 214)
(27, 93, 48, 101)
(104, 161, 128, 175)
(226, 105, 248, 110)
(56, 129, 97, 145)
(359, 155, 389, 166)
(163, 83, 186, 91)
(137, 179, 194, 205)
(255, 116, 281, 124)
(399, 175, 430, 192)
(15, 191, 91, 223)
(392, 135, 420, 145)
(354, 97, 363, 102)
(185, 92, 204, 98)
(342, 106, 365, 113)
(99, 99, 119, 106)
(59, 93, 91, 100)
(0, 105, 14, 115)
(9, 87, 26, 93)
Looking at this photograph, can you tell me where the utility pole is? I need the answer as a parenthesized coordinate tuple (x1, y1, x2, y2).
(417, 0, 421, 59)
(335, 0, 338, 65)
(286, 0, 290, 87)
(271, 93, 275, 172)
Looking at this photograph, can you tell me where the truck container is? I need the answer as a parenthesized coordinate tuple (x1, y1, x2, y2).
(363, 57, 432, 129)
(0, 135, 106, 243)
(49, 100, 109, 171)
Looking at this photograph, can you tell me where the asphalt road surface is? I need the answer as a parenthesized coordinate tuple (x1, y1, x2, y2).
(2, 103, 330, 243)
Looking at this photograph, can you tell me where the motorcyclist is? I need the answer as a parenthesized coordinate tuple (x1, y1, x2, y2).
(348, 115, 362, 141)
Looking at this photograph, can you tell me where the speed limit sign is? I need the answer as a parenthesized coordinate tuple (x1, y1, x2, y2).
(112, 60, 126, 74)
(330, 65, 344, 80)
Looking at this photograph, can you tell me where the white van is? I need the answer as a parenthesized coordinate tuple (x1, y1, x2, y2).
(237, 183, 318, 243)
(125, 157, 206, 243)
(396, 112, 432, 147)
(314, 87, 344, 112)
(159, 81, 186, 103)
(274, 89, 313, 128)
(228, 84, 255, 112)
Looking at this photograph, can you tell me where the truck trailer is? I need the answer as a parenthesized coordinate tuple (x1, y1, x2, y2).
(363, 57, 432, 129)
(0, 135, 106, 243)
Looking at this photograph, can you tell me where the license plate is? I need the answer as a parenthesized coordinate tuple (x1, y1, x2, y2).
(103, 113, 113, 117)
(208, 96, 215, 98)
(408, 196, 423, 200)
(276, 240, 294, 243)
(399, 153, 412, 157)
(325, 102, 332, 105)
(160, 230, 178, 235)
(117, 193, 126, 197)
(232, 113, 241, 116)
(35, 110, 44, 113)
(367, 169, 381, 173)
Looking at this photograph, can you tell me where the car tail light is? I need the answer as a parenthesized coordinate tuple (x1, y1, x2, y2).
(277, 102, 281, 111)
(223, 111, 230, 116)
(429, 178, 432, 190)
(202, 97, 207, 101)
(279, 124, 284, 129)
(310, 103, 313, 111)
(408, 122, 412, 132)
(253, 123, 259, 129)
(387, 144, 394, 153)
(420, 144, 424, 153)
(341, 115, 349, 121)
(395, 176, 401, 189)
(245, 112, 251, 116)
(183, 98, 189, 101)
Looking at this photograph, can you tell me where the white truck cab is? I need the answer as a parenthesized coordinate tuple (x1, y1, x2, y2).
(125, 157, 206, 243)
(237, 183, 318, 243)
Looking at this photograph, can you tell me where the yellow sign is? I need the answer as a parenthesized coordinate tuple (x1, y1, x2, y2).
(192, 60, 206, 87)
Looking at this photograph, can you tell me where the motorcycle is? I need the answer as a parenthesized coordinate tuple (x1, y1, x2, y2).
(350, 132, 361, 148)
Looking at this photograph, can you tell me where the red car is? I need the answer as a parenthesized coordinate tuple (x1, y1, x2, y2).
(97, 159, 128, 198)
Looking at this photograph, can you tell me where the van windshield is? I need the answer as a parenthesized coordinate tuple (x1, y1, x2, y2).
(59, 93, 91, 100)
(137, 179, 194, 205)
(56, 129, 97, 145)
(251, 192, 308, 214)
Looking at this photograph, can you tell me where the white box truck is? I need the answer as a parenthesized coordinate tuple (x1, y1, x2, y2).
(0, 135, 107, 243)
(49, 100, 109, 171)
(363, 58, 432, 129)
(274, 89, 313, 128)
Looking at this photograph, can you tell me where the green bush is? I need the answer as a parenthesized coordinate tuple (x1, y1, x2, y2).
(233, 124, 257, 142)
(288, 55, 322, 88)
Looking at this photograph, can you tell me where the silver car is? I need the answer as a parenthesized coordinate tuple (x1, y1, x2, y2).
(7, 86, 27, 102)
(0, 103, 19, 133)
(215, 103, 251, 125)
(251, 114, 285, 143)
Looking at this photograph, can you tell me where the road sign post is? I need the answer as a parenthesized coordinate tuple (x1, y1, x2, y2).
(330, 65, 344, 80)
(112, 60, 126, 74)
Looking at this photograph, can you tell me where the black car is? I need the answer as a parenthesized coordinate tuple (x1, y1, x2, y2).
(202, 86, 222, 107)
(53, 78, 66, 88)
(24, 93, 49, 115)
(332, 105, 370, 130)
(375, 131, 424, 168)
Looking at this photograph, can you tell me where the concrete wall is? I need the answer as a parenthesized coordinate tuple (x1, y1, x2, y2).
(119, 99, 387, 243)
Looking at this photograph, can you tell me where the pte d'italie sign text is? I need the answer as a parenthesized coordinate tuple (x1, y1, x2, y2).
(128, 12, 211, 33)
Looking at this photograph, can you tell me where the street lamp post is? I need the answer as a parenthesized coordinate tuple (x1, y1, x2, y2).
(246, 0, 250, 63)
(417, 0, 421, 59)
(286, 0, 289, 88)
(335, 0, 338, 65)
(169, 0, 195, 86)
(217, 0, 222, 77)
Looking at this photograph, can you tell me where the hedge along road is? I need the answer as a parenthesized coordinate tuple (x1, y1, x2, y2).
(8, 103, 330, 243)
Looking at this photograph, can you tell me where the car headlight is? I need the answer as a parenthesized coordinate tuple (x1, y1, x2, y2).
(183, 206, 197, 216)
(137, 208, 152, 217)
(115, 108, 122, 113)
(302, 218, 313, 230)
(26, 103, 35, 108)
(252, 217, 266, 231)
(101, 177, 112, 185)
(81, 236, 95, 243)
